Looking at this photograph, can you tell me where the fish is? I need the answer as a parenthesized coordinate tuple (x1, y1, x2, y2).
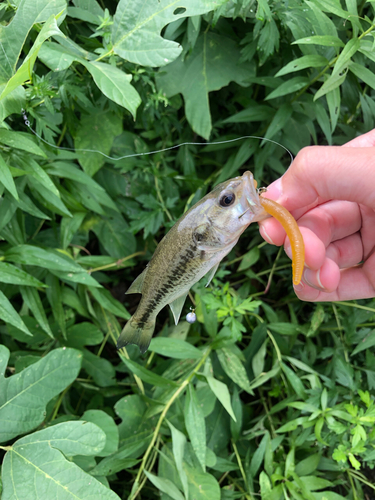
(116, 171, 269, 354)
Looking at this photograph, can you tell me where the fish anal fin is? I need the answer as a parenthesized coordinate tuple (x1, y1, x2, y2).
(169, 293, 188, 325)
(126, 268, 147, 295)
(205, 262, 220, 287)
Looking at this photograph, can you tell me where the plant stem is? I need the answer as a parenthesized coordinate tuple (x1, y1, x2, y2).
(129, 346, 212, 499)
(88, 250, 146, 273)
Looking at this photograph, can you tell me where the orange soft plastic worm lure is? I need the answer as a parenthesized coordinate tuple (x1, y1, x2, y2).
(259, 197, 305, 286)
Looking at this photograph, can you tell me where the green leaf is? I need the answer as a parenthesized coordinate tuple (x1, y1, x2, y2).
(64, 322, 104, 348)
(264, 103, 293, 140)
(0, 84, 25, 122)
(0, 346, 82, 443)
(0, 262, 46, 287)
(206, 375, 236, 422)
(149, 337, 202, 359)
(0, 289, 31, 336)
(74, 110, 123, 176)
(217, 347, 253, 394)
(314, 71, 347, 101)
(185, 464, 220, 500)
(0, 15, 64, 101)
(20, 285, 53, 338)
(223, 104, 274, 124)
(350, 62, 375, 91)
(90, 287, 130, 320)
(315, 102, 332, 144)
(185, 384, 206, 471)
(38, 41, 76, 71)
(295, 453, 321, 476)
(265, 76, 309, 100)
(120, 356, 178, 388)
(250, 431, 270, 477)
(352, 330, 375, 356)
(91, 211, 136, 259)
(282, 362, 306, 398)
(268, 323, 300, 335)
(0, 154, 18, 199)
(82, 61, 141, 119)
(292, 35, 344, 47)
(82, 348, 116, 387)
(46, 272, 66, 337)
(0, 130, 46, 157)
(156, 33, 253, 139)
(80, 409, 119, 457)
(2, 421, 121, 500)
(167, 420, 189, 499)
(332, 38, 359, 76)
(238, 247, 260, 272)
(0, 0, 67, 84)
(112, 0, 225, 67)
(5, 245, 83, 272)
(275, 55, 328, 77)
(144, 471, 184, 500)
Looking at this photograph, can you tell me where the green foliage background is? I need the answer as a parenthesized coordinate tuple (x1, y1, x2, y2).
(0, 0, 375, 499)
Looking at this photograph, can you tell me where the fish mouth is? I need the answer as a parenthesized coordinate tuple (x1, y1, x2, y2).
(241, 171, 269, 222)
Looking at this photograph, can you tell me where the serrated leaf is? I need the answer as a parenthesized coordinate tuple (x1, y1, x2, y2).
(0, 346, 82, 443)
(112, 0, 226, 67)
(1, 421, 121, 500)
(149, 337, 202, 359)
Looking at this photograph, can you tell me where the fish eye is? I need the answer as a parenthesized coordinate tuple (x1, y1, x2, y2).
(219, 193, 235, 207)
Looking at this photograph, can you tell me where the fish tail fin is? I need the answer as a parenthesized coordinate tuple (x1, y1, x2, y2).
(116, 316, 155, 354)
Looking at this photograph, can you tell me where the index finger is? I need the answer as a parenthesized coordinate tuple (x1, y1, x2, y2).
(265, 146, 375, 211)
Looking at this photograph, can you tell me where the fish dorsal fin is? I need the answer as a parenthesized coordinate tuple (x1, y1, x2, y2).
(169, 293, 188, 325)
(205, 262, 220, 287)
(126, 268, 147, 295)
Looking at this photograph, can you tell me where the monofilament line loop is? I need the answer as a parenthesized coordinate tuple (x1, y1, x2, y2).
(21, 110, 294, 165)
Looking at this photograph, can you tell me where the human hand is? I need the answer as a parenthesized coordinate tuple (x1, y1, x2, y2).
(258, 129, 375, 301)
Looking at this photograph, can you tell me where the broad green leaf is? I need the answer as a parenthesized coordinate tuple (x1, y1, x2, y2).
(91, 211, 136, 259)
(275, 55, 328, 77)
(292, 35, 344, 47)
(115, 394, 147, 439)
(0, 84, 25, 122)
(64, 322, 104, 348)
(38, 41, 76, 71)
(350, 62, 375, 91)
(156, 33, 253, 139)
(0, 289, 31, 336)
(20, 285, 53, 338)
(332, 38, 359, 76)
(90, 455, 139, 477)
(185, 464, 220, 500)
(81, 410, 119, 457)
(120, 356, 178, 388)
(265, 76, 309, 100)
(0, 0, 67, 84)
(17, 190, 51, 219)
(314, 0, 350, 19)
(167, 421, 189, 499)
(51, 269, 102, 287)
(295, 453, 321, 476)
(206, 375, 236, 421)
(145, 471, 184, 500)
(67, 6, 102, 24)
(0, 346, 82, 442)
(0, 154, 18, 199)
(0, 262, 46, 287)
(75, 110, 123, 176)
(112, 0, 225, 67)
(185, 384, 206, 471)
(0, 130, 46, 157)
(238, 247, 260, 272)
(149, 337, 202, 359)
(217, 347, 253, 394)
(5, 245, 83, 272)
(299, 476, 333, 491)
(1, 421, 121, 500)
(268, 322, 300, 335)
(82, 348, 116, 387)
(28, 177, 72, 217)
(0, 15, 64, 101)
(82, 61, 141, 119)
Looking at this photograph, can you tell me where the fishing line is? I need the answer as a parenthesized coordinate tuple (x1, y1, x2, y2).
(21, 109, 294, 165)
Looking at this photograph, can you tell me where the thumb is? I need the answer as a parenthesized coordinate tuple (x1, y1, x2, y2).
(265, 145, 375, 211)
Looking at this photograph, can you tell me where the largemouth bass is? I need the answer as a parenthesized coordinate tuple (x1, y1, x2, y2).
(117, 171, 269, 353)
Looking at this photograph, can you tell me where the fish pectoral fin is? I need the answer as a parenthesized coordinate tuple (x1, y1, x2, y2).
(169, 293, 188, 325)
(126, 267, 147, 295)
(205, 262, 220, 287)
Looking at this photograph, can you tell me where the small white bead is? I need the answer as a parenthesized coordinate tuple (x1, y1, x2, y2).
(186, 312, 197, 324)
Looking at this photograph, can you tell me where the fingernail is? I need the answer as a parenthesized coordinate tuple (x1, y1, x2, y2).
(265, 177, 282, 200)
(259, 224, 275, 245)
(303, 269, 326, 291)
(294, 282, 304, 292)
